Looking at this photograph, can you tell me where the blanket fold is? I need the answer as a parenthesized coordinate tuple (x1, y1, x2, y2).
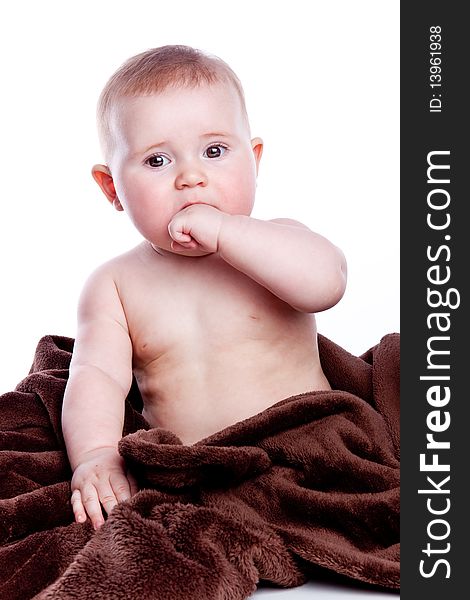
(0, 333, 400, 599)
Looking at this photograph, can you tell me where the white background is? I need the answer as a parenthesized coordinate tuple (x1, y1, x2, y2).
(0, 3, 400, 596)
(0, 0, 399, 394)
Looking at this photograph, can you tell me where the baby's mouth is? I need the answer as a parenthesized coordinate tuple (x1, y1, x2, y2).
(180, 201, 208, 211)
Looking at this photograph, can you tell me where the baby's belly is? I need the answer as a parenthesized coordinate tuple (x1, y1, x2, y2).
(134, 340, 329, 445)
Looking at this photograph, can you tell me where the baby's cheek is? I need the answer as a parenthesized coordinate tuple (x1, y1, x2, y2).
(230, 187, 255, 216)
(238, 167, 257, 207)
(128, 207, 168, 240)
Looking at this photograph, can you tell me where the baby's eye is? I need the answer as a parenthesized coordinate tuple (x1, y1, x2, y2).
(145, 154, 170, 168)
(204, 144, 227, 159)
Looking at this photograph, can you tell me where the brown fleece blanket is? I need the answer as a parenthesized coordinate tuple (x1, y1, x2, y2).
(0, 333, 400, 599)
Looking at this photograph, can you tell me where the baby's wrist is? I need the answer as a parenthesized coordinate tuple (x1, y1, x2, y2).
(217, 213, 249, 256)
(69, 444, 120, 471)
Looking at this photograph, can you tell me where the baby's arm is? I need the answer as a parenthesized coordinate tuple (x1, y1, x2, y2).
(61, 265, 136, 529)
(169, 206, 347, 313)
(219, 216, 347, 312)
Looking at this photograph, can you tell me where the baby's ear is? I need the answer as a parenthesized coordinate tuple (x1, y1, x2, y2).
(251, 137, 263, 175)
(91, 164, 124, 211)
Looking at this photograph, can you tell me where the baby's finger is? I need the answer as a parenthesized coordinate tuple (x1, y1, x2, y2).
(168, 220, 192, 242)
(70, 489, 87, 524)
(171, 240, 198, 252)
(81, 484, 106, 530)
(127, 472, 139, 497)
(174, 231, 192, 242)
(109, 471, 133, 505)
(96, 482, 120, 518)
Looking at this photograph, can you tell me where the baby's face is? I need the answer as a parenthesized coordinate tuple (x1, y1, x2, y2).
(105, 83, 262, 252)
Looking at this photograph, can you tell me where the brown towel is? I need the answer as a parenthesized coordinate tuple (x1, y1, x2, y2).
(0, 333, 400, 599)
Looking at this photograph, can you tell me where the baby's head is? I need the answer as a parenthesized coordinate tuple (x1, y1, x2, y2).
(92, 45, 263, 253)
(97, 45, 250, 162)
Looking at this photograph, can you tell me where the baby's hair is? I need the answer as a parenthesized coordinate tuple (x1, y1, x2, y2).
(97, 45, 248, 162)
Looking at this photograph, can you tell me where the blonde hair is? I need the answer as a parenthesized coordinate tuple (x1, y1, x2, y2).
(97, 45, 248, 161)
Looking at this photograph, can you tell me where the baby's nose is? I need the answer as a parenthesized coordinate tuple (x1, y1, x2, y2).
(174, 165, 208, 189)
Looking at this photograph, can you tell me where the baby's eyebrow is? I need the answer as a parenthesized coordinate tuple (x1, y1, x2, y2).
(132, 141, 167, 157)
(147, 141, 167, 151)
(200, 132, 232, 138)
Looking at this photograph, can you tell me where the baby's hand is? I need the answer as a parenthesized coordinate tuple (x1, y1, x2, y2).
(70, 446, 138, 530)
(168, 204, 226, 254)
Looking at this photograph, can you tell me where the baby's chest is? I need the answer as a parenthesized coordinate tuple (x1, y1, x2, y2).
(121, 264, 300, 364)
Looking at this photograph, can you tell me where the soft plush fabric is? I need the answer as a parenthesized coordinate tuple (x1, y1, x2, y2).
(0, 333, 400, 599)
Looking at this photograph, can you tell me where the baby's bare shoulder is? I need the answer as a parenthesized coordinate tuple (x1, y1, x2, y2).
(77, 243, 148, 312)
(86, 243, 147, 280)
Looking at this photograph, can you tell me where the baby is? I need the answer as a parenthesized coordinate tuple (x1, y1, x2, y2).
(61, 45, 347, 530)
